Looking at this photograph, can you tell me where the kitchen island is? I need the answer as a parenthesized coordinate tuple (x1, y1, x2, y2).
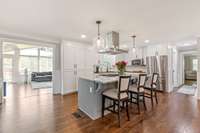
(78, 72, 140, 120)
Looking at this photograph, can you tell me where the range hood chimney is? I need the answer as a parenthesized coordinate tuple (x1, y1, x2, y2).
(98, 31, 128, 55)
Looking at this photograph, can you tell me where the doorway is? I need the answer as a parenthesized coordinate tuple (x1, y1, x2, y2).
(177, 54, 197, 96)
(184, 55, 197, 86)
(2, 41, 54, 99)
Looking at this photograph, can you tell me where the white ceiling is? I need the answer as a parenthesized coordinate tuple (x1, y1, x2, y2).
(0, 0, 200, 46)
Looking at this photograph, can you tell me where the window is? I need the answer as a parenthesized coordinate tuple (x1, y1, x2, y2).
(39, 57, 53, 72)
(192, 59, 198, 71)
(19, 47, 53, 74)
(19, 56, 38, 74)
(20, 48, 38, 56)
(40, 48, 53, 57)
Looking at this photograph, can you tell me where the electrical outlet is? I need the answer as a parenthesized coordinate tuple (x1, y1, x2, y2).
(89, 87, 93, 93)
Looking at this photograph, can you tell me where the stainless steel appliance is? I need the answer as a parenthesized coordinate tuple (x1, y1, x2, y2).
(131, 59, 144, 66)
(146, 55, 168, 91)
(98, 31, 128, 55)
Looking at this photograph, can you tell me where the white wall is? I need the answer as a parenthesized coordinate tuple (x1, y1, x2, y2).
(0, 40, 3, 103)
(52, 44, 61, 94)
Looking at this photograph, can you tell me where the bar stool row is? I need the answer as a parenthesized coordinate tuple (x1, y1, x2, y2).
(101, 73, 159, 127)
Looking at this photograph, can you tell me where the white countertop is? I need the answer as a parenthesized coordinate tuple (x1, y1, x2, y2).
(78, 72, 142, 84)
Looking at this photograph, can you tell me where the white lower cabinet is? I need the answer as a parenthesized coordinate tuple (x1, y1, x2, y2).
(63, 70, 76, 94)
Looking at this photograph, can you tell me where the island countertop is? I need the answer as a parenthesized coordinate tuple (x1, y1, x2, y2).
(78, 72, 143, 84)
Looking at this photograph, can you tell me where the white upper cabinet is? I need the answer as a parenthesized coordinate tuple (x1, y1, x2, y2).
(63, 43, 76, 70)
(75, 46, 86, 69)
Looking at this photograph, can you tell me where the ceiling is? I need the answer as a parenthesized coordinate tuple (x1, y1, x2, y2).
(0, 0, 200, 46)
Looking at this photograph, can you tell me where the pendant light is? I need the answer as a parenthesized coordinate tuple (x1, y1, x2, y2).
(131, 35, 136, 53)
(94, 20, 105, 50)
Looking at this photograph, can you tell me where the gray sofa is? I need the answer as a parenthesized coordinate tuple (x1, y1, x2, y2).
(31, 72, 52, 82)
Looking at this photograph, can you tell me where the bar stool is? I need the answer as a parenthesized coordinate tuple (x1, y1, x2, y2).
(129, 74, 147, 113)
(102, 75, 131, 127)
(144, 73, 159, 106)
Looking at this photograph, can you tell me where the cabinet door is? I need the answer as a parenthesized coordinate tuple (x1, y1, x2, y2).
(63, 70, 76, 94)
(75, 46, 85, 69)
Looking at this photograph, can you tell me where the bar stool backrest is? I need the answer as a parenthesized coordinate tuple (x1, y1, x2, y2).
(152, 73, 159, 88)
(118, 76, 131, 98)
(137, 74, 147, 91)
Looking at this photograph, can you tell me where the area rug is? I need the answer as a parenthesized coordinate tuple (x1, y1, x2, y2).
(177, 85, 197, 96)
(31, 81, 52, 89)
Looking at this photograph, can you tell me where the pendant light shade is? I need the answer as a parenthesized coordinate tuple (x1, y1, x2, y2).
(132, 47, 136, 53)
(93, 21, 105, 50)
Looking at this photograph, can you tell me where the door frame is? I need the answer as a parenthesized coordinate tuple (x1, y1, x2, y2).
(0, 37, 60, 94)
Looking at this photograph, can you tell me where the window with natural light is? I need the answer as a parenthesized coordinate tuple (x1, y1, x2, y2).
(192, 59, 198, 71)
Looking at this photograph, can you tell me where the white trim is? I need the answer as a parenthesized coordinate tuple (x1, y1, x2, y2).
(62, 90, 77, 95)
(0, 37, 57, 48)
(0, 32, 59, 45)
(78, 106, 110, 120)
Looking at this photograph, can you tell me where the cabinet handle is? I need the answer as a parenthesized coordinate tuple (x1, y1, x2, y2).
(74, 71, 77, 75)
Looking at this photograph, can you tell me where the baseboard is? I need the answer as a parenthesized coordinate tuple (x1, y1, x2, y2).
(62, 90, 77, 96)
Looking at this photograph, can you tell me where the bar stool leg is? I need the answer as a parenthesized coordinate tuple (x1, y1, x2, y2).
(126, 100, 130, 121)
(117, 100, 121, 127)
(155, 91, 158, 104)
(137, 94, 140, 114)
(151, 90, 154, 107)
(143, 94, 147, 110)
(102, 96, 105, 118)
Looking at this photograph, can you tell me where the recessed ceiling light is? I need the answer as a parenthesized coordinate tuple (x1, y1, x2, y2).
(81, 34, 86, 38)
(144, 40, 150, 43)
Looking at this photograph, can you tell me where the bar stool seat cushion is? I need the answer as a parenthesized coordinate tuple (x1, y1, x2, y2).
(145, 82, 156, 89)
(102, 88, 128, 100)
(129, 85, 144, 92)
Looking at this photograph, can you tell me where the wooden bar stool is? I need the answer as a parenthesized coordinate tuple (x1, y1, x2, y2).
(144, 73, 159, 107)
(129, 74, 147, 113)
(102, 75, 131, 127)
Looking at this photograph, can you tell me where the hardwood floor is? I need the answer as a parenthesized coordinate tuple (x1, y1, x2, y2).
(0, 85, 200, 133)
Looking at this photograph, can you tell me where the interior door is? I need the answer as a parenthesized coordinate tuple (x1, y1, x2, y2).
(62, 43, 76, 94)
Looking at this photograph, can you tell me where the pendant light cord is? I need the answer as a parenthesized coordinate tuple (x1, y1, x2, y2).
(96, 21, 101, 39)
(132, 35, 136, 48)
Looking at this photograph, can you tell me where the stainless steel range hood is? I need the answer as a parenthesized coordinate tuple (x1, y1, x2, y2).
(98, 31, 128, 55)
